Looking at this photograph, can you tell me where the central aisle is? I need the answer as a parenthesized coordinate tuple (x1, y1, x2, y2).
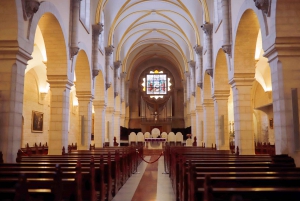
(112, 156, 176, 201)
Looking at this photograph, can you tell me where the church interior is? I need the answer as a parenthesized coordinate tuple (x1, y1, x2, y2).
(0, 0, 300, 200)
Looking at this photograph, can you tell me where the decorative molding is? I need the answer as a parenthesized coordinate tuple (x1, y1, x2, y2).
(205, 69, 213, 77)
(197, 82, 203, 89)
(92, 69, 99, 78)
(253, 0, 271, 16)
(188, 60, 196, 68)
(222, 44, 232, 56)
(92, 23, 104, 36)
(22, 0, 40, 21)
(114, 60, 122, 69)
(114, 92, 119, 97)
(201, 23, 213, 35)
(105, 46, 114, 56)
(194, 45, 203, 55)
(105, 83, 111, 90)
(70, 46, 79, 58)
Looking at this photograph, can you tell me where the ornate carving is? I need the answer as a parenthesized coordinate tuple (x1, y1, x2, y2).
(114, 60, 122, 69)
(222, 44, 232, 56)
(201, 23, 213, 35)
(205, 69, 213, 77)
(197, 83, 203, 89)
(106, 83, 111, 90)
(70, 46, 79, 58)
(114, 92, 119, 97)
(194, 45, 203, 55)
(188, 60, 196, 68)
(253, 0, 271, 16)
(92, 23, 104, 36)
(192, 92, 195, 97)
(92, 69, 99, 78)
(22, 0, 40, 20)
(105, 46, 114, 56)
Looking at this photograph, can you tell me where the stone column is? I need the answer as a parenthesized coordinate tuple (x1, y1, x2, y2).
(0, 51, 31, 162)
(113, 111, 120, 146)
(70, 0, 82, 58)
(221, 0, 232, 56)
(92, 23, 103, 77)
(47, 77, 73, 155)
(196, 106, 204, 146)
(265, 47, 300, 156)
(77, 92, 93, 150)
(189, 60, 196, 96)
(120, 72, 127, 102)
(201, 23, 213, 76)
(203, 99, 215, 147)
(185, 72, 190, 101)
(106, 107, 115, 146)
(194, 45, 203, 88)
(93, 100, 106, 148)
(114, 61, 121, 97)
(229, 77, 255, 155)
(213, 91, 230, 150)
(105, 46, 114, 89)
(191, 111, 196, 139)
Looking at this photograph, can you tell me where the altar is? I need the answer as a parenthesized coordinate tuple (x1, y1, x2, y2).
(145, 138, 166, 149)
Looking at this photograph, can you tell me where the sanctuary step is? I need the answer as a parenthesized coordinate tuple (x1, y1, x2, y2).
(143, 148, 163, 156)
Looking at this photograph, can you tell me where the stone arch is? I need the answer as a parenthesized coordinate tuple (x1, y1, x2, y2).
(213, 49, 230, 94)
(74, 50, 92, 93)
(29, 2, 69, 78)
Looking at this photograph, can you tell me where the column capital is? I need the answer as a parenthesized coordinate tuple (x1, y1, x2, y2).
(222, 44, 232, 56)
(253, 0, 271, 16)
(212, 90, 230, 100)
(188, 60, 196, 68)
(93, 100, 106, 108)
(106, 106, 115, 114)
(229, 75, 255, 87)
(202, 99, 214, 107)
(194, 45, 203, 55)
(196, 106, 203, 112)
(22, 0, 40, 21)
(105, 46, 114, 56)
(47, 75, 73, 90)
(114, 60, 122, 69)
(201, 23, 213, 35)
(121, 72, 127, 78)
(76, 91, 94, 101)
(92, 23, 104, 36)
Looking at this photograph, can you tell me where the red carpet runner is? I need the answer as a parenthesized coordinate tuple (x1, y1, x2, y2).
(131, 156, 159, 201)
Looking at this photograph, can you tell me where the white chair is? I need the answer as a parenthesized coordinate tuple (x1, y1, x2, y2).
(175, 132, 183, 146)
(161, 132, 168, 140)
(186, 138, 192, 146)
(168, 132, 176, 146)
(151, 128, 160, 138)
(144, 132, 151, 139)
(129, 132, 137, 145)
(137, 132, 145, 146)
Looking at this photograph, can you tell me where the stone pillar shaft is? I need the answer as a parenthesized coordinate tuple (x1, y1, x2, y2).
(221, 0, 230, 46)
(196, 106, 204, 146)
(105, 46, 114, 89)
(106, 107, 115, 146)
(203, 100, 215, 146)
(113, 111, 120, 146)
(201, 23, 213, 75)
(194, 46, 203, 88)
(48, 79, 73, 155)
(114, 61, 121, 97)
(93, 100, 106, 148)
(213, 93, 230, 150)
(70, 0, 82, 57)
(191, 111, 196, 139)
(121, 72, 127, 102)
(189, 61, 196, 96)
(230, 78, 255, 155)
(77, 93, 93, 150)
(92, 23, 103, 77)
(0, 57, 28, 162)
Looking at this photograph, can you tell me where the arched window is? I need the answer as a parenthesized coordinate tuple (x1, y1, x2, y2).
(80, 0, 90, 31)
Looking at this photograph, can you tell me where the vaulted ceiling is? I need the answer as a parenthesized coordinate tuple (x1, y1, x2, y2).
(98, 0, 210, 79)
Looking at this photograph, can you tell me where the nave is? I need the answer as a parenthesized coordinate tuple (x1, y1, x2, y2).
(112, 156, 175, 201)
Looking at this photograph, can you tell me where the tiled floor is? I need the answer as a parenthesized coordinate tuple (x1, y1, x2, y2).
(112, 156, 176, 201)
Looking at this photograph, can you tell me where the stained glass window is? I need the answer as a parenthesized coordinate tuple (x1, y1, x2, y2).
(146, 74, 167, 95)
